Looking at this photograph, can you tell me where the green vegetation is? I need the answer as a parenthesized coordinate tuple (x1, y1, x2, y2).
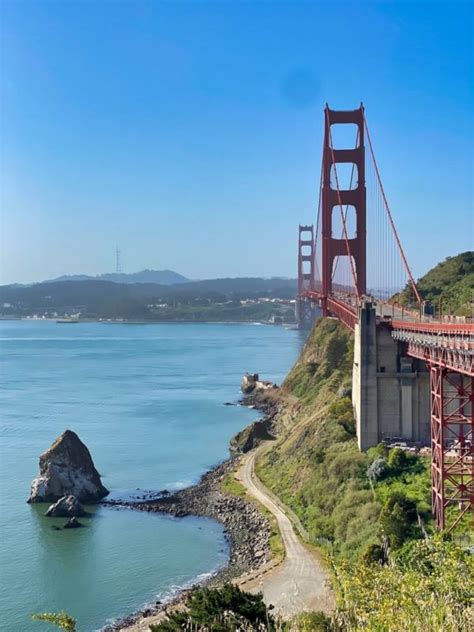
(393, 251, 473, 316)
(331, 537, 473, 631)
(32, 612, 77, 632)
(255, 316, 473, 629)
(149, 584, 275, 631)
(221, 472, 248, 497)
(284, 318, 353, 404)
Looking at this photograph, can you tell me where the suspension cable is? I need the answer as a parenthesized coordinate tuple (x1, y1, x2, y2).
(325, 107, 361, 300)
(363, 112, 422, 306)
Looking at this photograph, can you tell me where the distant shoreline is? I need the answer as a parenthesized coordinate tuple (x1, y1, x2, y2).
(0, 317, 297, 327)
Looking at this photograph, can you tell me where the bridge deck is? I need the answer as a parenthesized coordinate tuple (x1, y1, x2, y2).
(299, 291, 474, 376)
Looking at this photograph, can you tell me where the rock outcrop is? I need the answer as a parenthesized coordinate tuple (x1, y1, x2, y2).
(240, 373, 277, 395)
(28, 430, 109, 503)
(230, 419, 275, 454)
(45, 495, 85, 517)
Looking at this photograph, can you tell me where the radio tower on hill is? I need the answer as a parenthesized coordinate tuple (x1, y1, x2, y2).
(115, 247, 122, 274)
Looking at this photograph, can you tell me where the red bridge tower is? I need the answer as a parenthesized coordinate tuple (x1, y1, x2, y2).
(322, 105, 366, 312)
(296, 224, 317, 329)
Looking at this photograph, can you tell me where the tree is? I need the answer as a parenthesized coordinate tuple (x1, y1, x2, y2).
(32, 612, 77, 632)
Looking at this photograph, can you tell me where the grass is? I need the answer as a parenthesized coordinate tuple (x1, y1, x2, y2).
(221, 472, 248, 497)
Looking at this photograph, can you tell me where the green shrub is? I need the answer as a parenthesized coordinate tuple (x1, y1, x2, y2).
(333, 537, 473, 631)
(367, 456, 388, 482)
(367, 442, 388, 462)
(32, 612, 76, 632)
(150, 584, 274, 631)
(387, 447, 409, 471)
(379, 492, 419, 548)
(361, 543, 385, 565)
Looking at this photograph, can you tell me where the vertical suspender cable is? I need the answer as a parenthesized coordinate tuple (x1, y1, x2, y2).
(363, 113, 422, 306)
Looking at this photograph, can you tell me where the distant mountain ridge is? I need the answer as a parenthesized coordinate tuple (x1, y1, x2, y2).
(0, 276, 298, 321)
(46, 269, 189, 286)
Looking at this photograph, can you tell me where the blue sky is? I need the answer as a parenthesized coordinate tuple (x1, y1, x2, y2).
(1, 0, 472, 285)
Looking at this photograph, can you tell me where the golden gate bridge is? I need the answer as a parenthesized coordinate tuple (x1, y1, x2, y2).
(296, 104, 473, 532)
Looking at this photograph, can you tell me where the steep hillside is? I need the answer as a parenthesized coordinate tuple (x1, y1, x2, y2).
(253, 316, 472, 630)
(395, 251, 473, 316)
(256, 319, 383, 562)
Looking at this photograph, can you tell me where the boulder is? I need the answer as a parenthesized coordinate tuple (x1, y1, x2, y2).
(63, 517, 84, 529)
(45, 495, 85, 517)
(28, 429, 109, 503)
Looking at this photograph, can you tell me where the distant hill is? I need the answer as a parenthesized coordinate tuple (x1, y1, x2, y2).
(394, 251, 473, 316)
(47, 269, 189, 286)
(0, 276, 297, 321)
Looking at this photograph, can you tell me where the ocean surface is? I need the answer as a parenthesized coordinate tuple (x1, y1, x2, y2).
(0, 320, 303, 631)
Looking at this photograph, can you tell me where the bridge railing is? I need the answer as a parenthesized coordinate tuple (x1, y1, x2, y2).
(392, 320, 474, 337)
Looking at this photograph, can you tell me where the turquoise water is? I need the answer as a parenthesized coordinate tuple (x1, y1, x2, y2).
(0, 321, 302, 631)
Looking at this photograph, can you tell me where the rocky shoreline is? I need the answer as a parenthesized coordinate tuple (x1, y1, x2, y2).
(102, 394, 279, 631)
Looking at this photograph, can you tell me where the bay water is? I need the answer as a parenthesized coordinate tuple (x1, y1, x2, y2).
(0, 321, 302, 631)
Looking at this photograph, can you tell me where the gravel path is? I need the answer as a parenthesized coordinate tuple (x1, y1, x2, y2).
(236, 446, 334, 619)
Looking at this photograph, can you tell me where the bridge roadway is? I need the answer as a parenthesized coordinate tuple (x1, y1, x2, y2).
(300, 290, 474, 377)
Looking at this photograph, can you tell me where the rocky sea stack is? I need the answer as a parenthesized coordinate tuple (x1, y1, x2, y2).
(28, 430, 109, 503)
(240, 372, 277, 395)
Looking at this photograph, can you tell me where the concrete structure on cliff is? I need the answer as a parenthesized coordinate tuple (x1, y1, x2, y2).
(352, 301, 430, 450)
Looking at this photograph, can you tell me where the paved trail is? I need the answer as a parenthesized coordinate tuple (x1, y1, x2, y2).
(236, 447, 333, 619)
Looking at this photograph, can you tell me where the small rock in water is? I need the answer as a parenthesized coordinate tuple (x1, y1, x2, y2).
(63, 516, 84, 529)
(45, 495, 85, 517)
(28, 429, 109, 503)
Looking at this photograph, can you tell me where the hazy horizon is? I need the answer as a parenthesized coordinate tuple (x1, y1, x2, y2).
(1, 266, 301, 286)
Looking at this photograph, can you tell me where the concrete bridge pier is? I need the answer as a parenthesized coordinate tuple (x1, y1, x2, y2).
(296, 299, 320, 330)
(352, 301, 430, 450)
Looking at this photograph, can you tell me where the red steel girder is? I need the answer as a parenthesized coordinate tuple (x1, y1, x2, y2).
(300, 290, 357, 331)
(430, 366, 473, 532)
(406, 341, 474, 377)
(391, 322, 474, 376)
(392, 320, 474, 336)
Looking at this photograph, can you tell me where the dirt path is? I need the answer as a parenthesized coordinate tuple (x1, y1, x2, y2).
(235, 446, 333, 619)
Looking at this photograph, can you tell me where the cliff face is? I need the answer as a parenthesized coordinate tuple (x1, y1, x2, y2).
(230, 418, 275, 454)
(28, 430, 109, 503)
